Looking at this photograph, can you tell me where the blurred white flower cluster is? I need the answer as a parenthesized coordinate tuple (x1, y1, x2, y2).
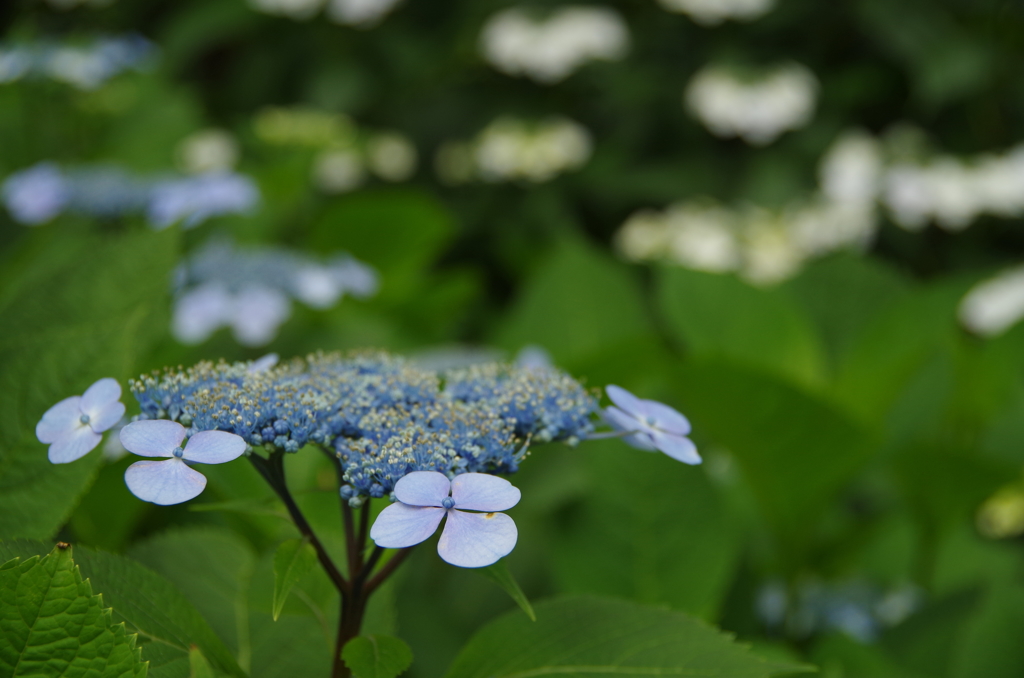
(435, 117, 592, 184)
(172, 238, 379, 346)
(248, 0, 401, 27)
(884, 147, 1024, 231)
(480, 6, 629, 84)
(253, 106, 418, 193)
(685, 63, 818, 145)
(615, 131, 882, 284)
(176, 129, 241, 174)
(0, 35, 154, 90)
(657, 0, 774, 25)
(2, 162, 259, 228)
(958, 266, 1024, 338)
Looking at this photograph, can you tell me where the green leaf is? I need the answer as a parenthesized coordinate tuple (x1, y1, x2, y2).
(189, 647, 216, 678)
(0, 540, 244, 678)
(657, 267, 826, 388)
(443, 596, 812, 678)
(129, 528, 257, 665)
(494, 238, 653, 366)
(672, 360, 874, 558)
(342, 635, 414, 678)
(551, 443, 741, 619)
(0, 228, 178, 540)
(784, 253, 911, 369)
(272, 537, 318, 621)
(475, 560, 536, 622)
(832, 277, 969, 425)
(0, 543, 147, 678)
(130, 527, 335, 678)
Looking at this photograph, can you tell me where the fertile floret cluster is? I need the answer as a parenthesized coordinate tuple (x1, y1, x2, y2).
(129, 351, 597, 499)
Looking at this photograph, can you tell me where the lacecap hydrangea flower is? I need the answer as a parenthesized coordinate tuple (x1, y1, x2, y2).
(371, 471, 520, 567)
(128, 351, 597, 500)
(120, 420, 247, 505)
(36, 378, 125, 463)
(603, 385, 700, 464)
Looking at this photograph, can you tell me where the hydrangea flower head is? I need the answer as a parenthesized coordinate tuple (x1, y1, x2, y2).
(603, 385, 700, 464)
(370, 471, 520, 567)
(37, 378, 126, 463)
(120, 420, 247, 505)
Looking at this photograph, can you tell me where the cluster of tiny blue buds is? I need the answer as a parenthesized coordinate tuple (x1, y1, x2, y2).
(129, 351, 598, 498)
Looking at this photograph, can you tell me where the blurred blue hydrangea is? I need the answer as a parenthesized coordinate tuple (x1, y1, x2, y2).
(171, 238, 379, 346)
(1, 163, 258, 228)
(0, 35, 154, 89)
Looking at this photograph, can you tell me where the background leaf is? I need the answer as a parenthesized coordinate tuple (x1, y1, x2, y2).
(443, 596, 810, 678)
(271, 537, 318, 621)
(342, 635, 414, 678)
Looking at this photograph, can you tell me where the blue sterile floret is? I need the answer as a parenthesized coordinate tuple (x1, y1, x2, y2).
(128, 351, 598, 498)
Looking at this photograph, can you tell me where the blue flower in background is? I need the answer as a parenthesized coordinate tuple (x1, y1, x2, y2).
(1, 163, 259, 228)
(602, 384, 700, 464)
(147, 172, 259, 229)
(120, 419, 247, 505)
(37, 378, 125, 463)
(2, 163, 69, 224)
(370, 471, 520, 567)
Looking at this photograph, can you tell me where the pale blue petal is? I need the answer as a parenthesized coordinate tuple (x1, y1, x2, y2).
(652, 432, 701, 465)
(437, 510, 517, 568)
(603, 407, 658, 452)
(81, 378, 121, 416)
(125, 458, 207, 505)
(36, 396, 82, 444)
(451, 473, 521, 512)
(606, 385, 646, 418)
(48, 426, 102, 464)
(635, 400, 691, 436)
(370, 503, 445, 548)
(248, 353, 279, 373)
(89, 401, 125, 434)
(120, 420, 186, 457)
(182, 430, 247, 464)
(394, 471, 450, 507)
(603, 405, 640, 432)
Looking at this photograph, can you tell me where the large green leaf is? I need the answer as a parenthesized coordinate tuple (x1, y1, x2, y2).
(784, 253, 911, 370)
(672, 360, 874, 556)
(271, 537, 317, 621)
(0, 544, 147, 678)
(551, 442, 741, 618)
(657, 267, 825, 388)
(494, 239, 653, 366)
(831, 277, 969, 425)
(342, 635, 413, 678)
(128, 528, 257, 664)
(0, 228, 178, 540)
(129, 527, 334, 678)
(0, 540, 244, 678)
(443, 596, 811, 678)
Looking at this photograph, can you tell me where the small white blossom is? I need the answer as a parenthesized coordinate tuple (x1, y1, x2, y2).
(371, 471, 520, 568)
(481, 6, 629, 83)
(959, 265, 1024, 337)
(37, 378, 126, 464)
(120, 420, 247, 505)
(602, 385, 700, 464)
(657, 0, 774, 25)
(685, 63, 818, 145)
